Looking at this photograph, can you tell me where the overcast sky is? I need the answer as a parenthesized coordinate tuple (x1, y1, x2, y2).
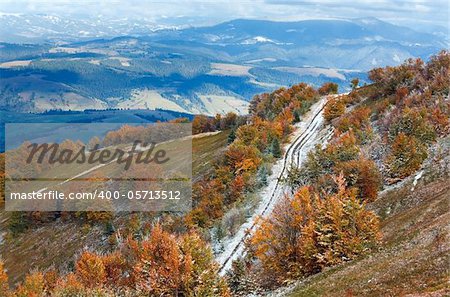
(0, 0, 448, 31)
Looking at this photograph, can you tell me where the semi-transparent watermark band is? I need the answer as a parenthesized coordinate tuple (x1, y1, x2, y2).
(5, 123, 192, 212)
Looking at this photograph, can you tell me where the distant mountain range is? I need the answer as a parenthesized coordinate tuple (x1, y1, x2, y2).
(0, 13, 182, 43)
(0, 15, 447, 115)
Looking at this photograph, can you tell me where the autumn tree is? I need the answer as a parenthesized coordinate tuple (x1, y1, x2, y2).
(43, 270, 58, 293)
(14, 271, 45, 297)
(247, 176, 380, 285)
(335, 157, 382, 202)
(389, 107, 436, 145)
(225, 144, 261, 174)
(350, 78, 359, 90)
(130, 225, 183, 295)
(387, 133, 427, 178)
(220, 112, 238, 130)
(179, 232, 230, 296)
(429, 106, 450, 136)
(186, 179, 225, 228)
(127, 224, 230, 296)
(318, 82, 338, 95)
(52, 273, 94, 296)
(101, 252, 126, 287)
(0, 261, 9, 296)
(192, 115, 216, 134)
(336, 106, 373, 143)
(324, 97, 346, 122)
(75, 251, 106, 288)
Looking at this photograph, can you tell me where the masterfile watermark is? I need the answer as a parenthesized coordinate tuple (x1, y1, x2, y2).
(26, 141, 169, 170)
(5, 123, 192, 212)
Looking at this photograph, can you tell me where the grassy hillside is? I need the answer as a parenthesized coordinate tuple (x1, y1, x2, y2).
(290, 137, 449, 296)
(0, 130, 229, 285)
(233, 51, 449, 296)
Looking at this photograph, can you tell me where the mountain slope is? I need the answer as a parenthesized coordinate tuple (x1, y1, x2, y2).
(287, 139, 449, 296)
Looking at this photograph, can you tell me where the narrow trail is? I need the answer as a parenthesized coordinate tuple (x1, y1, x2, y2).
(216, 97, 329, 275)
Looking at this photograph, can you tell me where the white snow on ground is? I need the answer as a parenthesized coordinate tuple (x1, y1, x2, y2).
(241, 36, 275, 44)
(197, 94, 250, 116)
(0, 60, 31, 68)
(109, 56, 131, 67)
(208, 63, 252, 76)
(216, 96, 331, 275)
(117, 89, 188, 112)
(246, 58, 277, 64)
(410, 170, 424, 192)
(273, 67, 346, 80)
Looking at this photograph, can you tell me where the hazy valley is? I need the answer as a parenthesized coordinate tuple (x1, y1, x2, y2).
(1, 15, 446, 117)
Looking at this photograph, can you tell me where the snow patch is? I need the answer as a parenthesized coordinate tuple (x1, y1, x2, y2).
(411, 170, 424, 192)
(197, 94, 249, 115)
(274, 67, 346, 80)
(208, 63, 252, 76)
(117, 89, 187, 112)
(0, 60, 31, 68)
(393, 54, 401, 63)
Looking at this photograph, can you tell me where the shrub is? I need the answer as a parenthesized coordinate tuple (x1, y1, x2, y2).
(14, 272, 45, 297)
(324, 97, 346, 122)
(335, 158, 382, 202)
(387, 133, 427, 178)
(318, 82, 338, 95)
(247, 176, 380, 285)
(75, 252, 106, 288)
(0, 261, 9, 296)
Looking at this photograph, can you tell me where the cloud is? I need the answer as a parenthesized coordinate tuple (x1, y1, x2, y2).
(0, 0, 448, 29)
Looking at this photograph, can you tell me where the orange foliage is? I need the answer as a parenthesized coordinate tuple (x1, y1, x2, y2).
(429, 106, 450, 136)
(324, 96, 346, 122)
(186, 179, 225, 228)
(0, 261, 9, 296)
(130, 225, 185, 295)
(225, 144, 261, 174)
(43, 269, 58, 292)
(101, 252, 126, 286)
(75, 251, 106, 288)
(229, 175, 245, 203)
(336, 106, 372, 143)
(127, 224, 229, 295)
(318, 82, 338, 95)
(14, 272, 45, 297)
(247, 176, 380, 285)
(52, 273, 86, 296)
(192, 115, 216, 134)
(335, 158, 381, 202)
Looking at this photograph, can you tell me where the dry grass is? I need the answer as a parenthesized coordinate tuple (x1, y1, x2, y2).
(0, 131, 230, 284)
(289, 172, 450, 297)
